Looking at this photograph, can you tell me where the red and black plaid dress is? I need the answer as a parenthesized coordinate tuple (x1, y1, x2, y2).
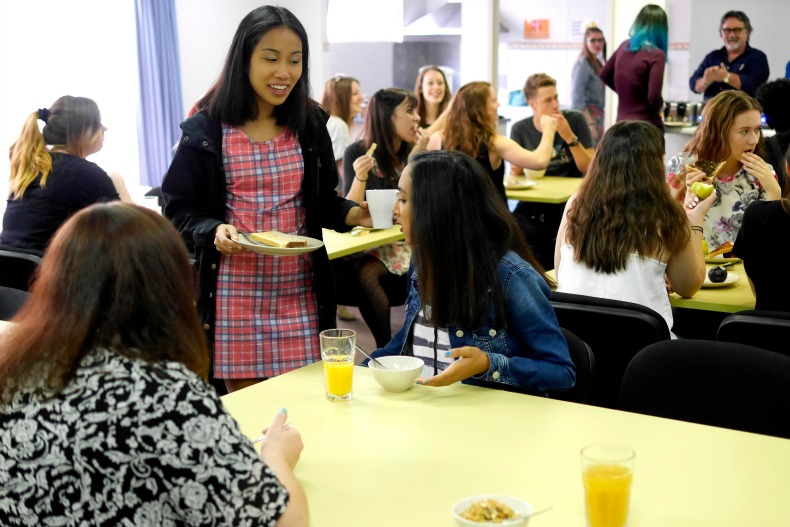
(214, 125, 319, 379)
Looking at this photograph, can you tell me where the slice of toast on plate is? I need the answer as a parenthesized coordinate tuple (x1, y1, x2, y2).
(250, 231, 307, 248)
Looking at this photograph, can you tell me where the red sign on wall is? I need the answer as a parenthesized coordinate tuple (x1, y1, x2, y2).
(523, 19, 550, 39)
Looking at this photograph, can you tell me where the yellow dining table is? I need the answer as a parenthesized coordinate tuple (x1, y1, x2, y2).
(221, 362, 790, 527)
(548, 262, 755, 314)
(505, 176, 583, 204)
(322, 225, 404, 260)
(669, 262, 755, 313)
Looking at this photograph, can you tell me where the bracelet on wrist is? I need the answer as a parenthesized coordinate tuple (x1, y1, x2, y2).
(689, 225, 703, 233)
(355, 175, 368, 183)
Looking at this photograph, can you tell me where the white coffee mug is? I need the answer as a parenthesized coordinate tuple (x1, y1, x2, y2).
(365, 189, 399, 229)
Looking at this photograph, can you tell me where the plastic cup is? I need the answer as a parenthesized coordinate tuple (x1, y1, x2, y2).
(365, 189, 399, 229)
(320, 329, 356, 401)
(581, 444, 635, 527)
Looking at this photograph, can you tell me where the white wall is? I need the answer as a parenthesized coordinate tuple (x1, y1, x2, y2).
(0, 0, 139, 186)
(174, 0, 327, 117)
(499, 0, 609, 108)
(689, 0, 788, 102)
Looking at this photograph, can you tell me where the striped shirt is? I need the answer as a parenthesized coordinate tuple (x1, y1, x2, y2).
(407, 307, 454, 378)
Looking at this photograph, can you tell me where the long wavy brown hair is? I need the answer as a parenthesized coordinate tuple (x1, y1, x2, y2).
(684, 90, 765, 162)
(566, 121, 690, 273)
(443, 81, 496, 158)
(0, 203, 209, 402)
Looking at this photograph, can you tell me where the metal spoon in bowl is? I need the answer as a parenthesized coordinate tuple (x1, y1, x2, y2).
(526, 505, 553, 519)
(355, 345, 389, 370)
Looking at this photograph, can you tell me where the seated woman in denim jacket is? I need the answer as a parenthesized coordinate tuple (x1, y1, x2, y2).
(368, 150, 575, 393)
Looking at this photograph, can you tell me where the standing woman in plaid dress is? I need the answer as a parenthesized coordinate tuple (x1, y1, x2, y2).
(163, 6, 371, 393)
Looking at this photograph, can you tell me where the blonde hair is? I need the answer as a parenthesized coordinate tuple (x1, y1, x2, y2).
(9, 96, 103, 198)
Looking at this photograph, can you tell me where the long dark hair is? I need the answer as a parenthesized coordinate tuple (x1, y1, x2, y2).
(0, 203, 209, 401)
(196, 5, 312, 132)
(408, 150, 550, 330)
(364, 88, 417, 185)
(567, 121, 690, 273)
(9, 96, 103, 197)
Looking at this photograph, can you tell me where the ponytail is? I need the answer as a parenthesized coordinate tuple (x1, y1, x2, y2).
(9, 111, 52, 198)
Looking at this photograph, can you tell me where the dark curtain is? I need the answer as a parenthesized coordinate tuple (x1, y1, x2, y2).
(135, 0, 184, 187)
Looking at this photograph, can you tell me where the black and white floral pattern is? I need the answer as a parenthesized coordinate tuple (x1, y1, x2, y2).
(0, 348, 288, 526)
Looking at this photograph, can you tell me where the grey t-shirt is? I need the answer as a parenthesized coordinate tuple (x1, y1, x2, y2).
(510, 110, 592, 177)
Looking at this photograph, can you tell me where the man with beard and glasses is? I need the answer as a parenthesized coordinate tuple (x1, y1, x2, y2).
(690, 11, 769, 100)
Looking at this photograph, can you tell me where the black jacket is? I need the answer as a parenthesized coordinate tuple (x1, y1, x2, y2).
(162, 104, 355, 354)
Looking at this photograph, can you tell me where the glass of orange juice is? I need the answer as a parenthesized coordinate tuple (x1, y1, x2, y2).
(319, 329, 356, 401)
(581, 444, 635, 527)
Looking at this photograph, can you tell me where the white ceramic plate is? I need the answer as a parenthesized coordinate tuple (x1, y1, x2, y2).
(504, 179, 538, 190)
(702, 272, 740, 288)
(705, 256, 741, 264)
(236, 233, 324, 255)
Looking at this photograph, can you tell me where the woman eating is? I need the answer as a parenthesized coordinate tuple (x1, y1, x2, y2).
(369, 150, 575, 393)
(666, 90, 781, 251)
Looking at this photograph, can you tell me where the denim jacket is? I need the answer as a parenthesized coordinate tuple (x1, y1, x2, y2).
(370, 251, 575, 392)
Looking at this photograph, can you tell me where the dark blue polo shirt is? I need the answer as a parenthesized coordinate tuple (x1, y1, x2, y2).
(689, 44, 769, 99)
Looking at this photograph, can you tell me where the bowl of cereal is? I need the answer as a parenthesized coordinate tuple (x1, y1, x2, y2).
(452, 495, 533, 526)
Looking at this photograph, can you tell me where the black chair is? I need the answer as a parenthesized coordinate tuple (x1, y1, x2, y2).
(716, 310, 790, 357)
(144, 186, 164, 208)
(549, 291, 671, 409)
(0, 286, 30, 320)
(0, 245, 43, 292)
(619, 339, 790, 439)
(549, 327, 595, 404)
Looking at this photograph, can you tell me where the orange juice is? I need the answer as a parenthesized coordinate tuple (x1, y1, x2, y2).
(323, 358, 353, 399)
(583, 464, 633, 527)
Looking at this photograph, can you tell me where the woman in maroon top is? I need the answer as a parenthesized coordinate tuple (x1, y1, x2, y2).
(600, 4, 667, 130)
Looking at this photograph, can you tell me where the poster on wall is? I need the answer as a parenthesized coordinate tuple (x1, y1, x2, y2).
(570, 19, 584, 40)
(523, 19, 550, 39)
(571, 19, 600, 41)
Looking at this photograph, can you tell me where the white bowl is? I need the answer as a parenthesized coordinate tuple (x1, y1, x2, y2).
(523, 168, 546, 179)
(452, 495, 533, 527)
(368, 356, 424, 392)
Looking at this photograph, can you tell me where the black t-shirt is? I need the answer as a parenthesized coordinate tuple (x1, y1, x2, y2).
(510, 110, 592, 177)
(1, 153, 119, 253)
(733, 200, 790, 312)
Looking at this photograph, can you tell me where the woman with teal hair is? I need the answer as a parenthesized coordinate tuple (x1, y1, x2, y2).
(600, 4, 668, 130)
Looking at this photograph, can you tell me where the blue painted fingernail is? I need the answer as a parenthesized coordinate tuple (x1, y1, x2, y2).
(444, 351, 451, 357)
(279, 407, 287, 414)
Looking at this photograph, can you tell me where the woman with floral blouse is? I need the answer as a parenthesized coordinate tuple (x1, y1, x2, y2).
(666, 90, 780, 250)
(0, 203, 308, 526)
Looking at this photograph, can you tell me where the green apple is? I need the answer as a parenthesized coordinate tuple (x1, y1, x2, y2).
(690, 181, 714, 199)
